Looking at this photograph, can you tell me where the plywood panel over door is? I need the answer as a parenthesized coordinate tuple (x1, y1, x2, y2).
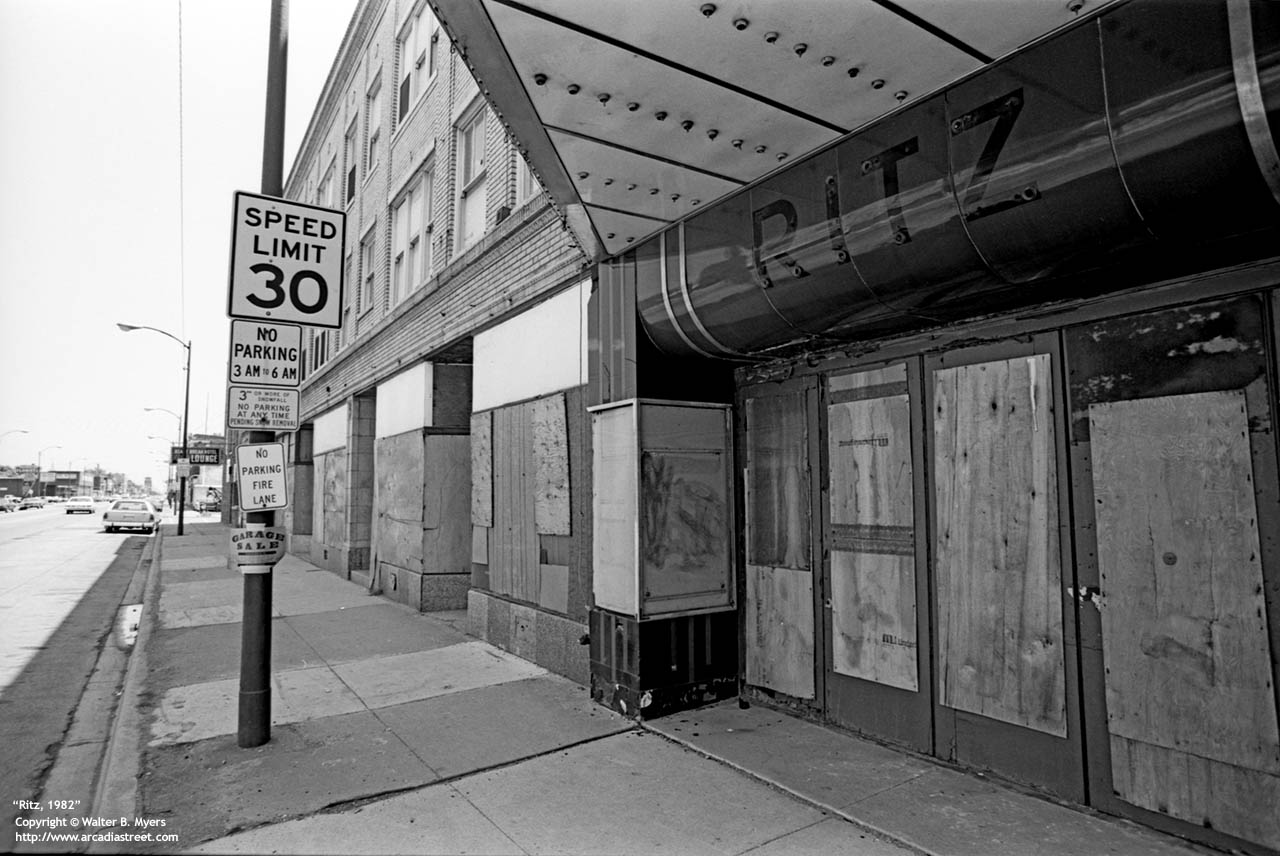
(828, 365, 918, 691)
(321, 448, 348, 551)
(743, 385, 816, 700)
(1090, 390, 1280, 849)
(375, 432, 424, 573)
(933, 354, 1066, 736)
(491, 403, 539, 604)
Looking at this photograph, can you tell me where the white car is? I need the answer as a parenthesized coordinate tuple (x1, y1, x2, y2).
(65, 495, 95, 514)
(103, 498, 160, 533)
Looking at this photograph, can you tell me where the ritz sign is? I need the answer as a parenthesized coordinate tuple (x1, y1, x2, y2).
(228, 191, 345, 328)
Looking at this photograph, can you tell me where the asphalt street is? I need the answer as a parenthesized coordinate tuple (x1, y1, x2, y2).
(0, 505, 148, 852)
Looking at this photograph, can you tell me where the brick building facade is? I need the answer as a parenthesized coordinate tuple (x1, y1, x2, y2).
(282, 0, 593, 681)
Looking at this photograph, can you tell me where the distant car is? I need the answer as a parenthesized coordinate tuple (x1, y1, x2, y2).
(0, 497, 17, 512)
(65, 496, 95, 514)
(19, 496, 46, 510)
(47, 496, 65, 504)
(103, 498, 159, 533)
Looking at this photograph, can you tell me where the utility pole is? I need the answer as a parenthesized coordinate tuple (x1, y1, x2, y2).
(238, 0, 287, 749)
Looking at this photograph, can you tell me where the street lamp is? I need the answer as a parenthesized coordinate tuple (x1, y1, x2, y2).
(36, 444, 61, 498)
(1, 429, 30, 443)
(118, 323, 191, 535)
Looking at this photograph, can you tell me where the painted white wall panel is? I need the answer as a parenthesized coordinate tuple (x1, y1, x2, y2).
(473, 279, 590, 412)
(313, 403, 349, 454)
(376, 363, 434, 438)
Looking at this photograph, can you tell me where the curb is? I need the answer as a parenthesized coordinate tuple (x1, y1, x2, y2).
(86, 527, 167, 854)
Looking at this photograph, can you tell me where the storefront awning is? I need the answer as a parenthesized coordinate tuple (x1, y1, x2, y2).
(429, 0, 1118, 261)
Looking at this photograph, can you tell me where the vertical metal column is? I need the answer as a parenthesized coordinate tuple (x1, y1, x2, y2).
(238, 0, 288, 749)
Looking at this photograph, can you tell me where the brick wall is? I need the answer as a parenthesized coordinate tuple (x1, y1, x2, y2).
(286, 0, 584, 409)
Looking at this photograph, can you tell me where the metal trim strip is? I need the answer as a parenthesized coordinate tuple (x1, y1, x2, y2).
(677, 224, 747, 357)
(658, 230, 716, 358)
(1229, 0, 1280, 206)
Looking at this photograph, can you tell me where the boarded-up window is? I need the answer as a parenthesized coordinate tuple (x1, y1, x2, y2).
(1091, 390, 1280, 848)
(744, 388, 814, 699)
(933, 354, 1066, 736)
(746, 393, 809, 570)
(828, 364, 917, 691)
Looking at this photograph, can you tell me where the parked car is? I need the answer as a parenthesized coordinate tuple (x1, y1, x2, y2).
(65, 496, 95, 514)
(103, 498, 159, 533)
(0, 496, 20, 511)
(19, 496, 46, 510)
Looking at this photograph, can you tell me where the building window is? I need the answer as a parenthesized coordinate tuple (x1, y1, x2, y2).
(317, 161, 335, 209)
(456, 107, 487, 250)
(344, 121, 358, 204)
(392, 187, 412, 306)
(397, 4, 438, 124)
(515, 154, 538, 207)
(360, 227, 377, 314)
(365, 76, 382, 176)
(391, 168, 435, 305)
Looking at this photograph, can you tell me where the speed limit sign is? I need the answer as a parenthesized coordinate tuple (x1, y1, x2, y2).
(228, 191, 346, 328)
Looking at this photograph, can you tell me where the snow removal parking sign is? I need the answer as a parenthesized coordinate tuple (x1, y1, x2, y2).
(228, 191, 345, 328)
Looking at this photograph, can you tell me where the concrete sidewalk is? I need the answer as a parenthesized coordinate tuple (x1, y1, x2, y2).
(78, 520, 1214, 855)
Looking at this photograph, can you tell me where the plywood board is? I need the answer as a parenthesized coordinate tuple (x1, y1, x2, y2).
(422, 434, 472, 574)
(1110, 735, 1280, 850)
(933, 354, 1066, 736)
(472, 525, 489, 565)
(746, 393, 810, 570)
(745, 564, 815, 700)
(1090, 390, 1279, 838)
(491, 404, 539, 603)
(827, 368, 918, 691)
(532, 393, 571, 535)
(538, 563, 569, 614)
(830, 551, 918, 691)
(828, 393, 913, 528)
(374, 432, 424, 573)
(321, 448, 348, 551)
(471, 411, 493, 527)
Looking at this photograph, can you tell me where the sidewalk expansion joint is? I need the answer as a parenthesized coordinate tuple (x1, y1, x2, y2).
(202, 725, 642, 847)
(639, 721, 933, 856)
(322, 722, 644, 816)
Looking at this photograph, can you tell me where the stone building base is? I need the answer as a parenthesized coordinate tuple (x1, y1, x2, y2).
(467, 589, 589, 686)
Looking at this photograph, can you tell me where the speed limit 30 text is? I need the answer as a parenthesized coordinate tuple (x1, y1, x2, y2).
(243, 206, 337, 263)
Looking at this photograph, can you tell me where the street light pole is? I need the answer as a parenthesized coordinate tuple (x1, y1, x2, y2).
(0, 429, 30, 443)
(118, 323, 192, 535)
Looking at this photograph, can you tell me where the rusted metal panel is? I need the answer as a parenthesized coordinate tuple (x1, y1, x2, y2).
(1091, 391, 1279, 847)
(532, 393, 571, 535)
(933, 354, 1066, 736)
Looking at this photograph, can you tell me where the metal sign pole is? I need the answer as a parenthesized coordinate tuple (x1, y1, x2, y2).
(238, 0, 287, 750)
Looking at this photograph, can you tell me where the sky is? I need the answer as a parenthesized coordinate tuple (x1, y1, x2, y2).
(0, 0, 356, 489)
